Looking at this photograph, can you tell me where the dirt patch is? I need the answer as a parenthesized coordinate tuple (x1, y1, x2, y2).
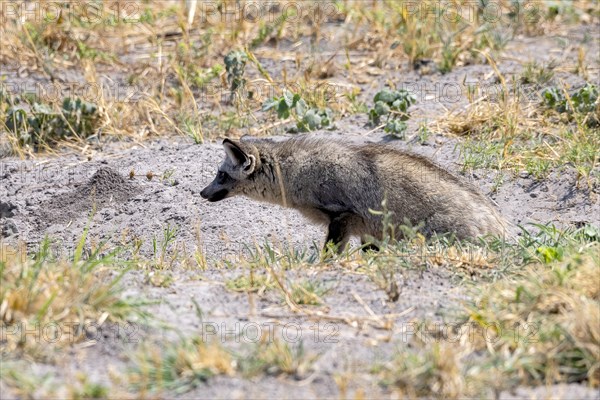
(37, 166, 140, 227)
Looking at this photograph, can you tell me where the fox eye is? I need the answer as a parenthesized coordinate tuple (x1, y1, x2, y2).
(216, 171, 229, 184)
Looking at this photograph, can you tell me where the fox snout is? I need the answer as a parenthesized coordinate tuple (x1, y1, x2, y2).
(200, 184, 229, 202)
(201, 139, 258, 203)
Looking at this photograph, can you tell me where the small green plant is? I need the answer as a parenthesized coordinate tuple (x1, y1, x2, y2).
(520, 60, 555, 86)
(75, 40, 115, 62)
(417, 123, 430, 144)
(225, 273, 274, 293)
(515, 223, 598, 265)
(368, 89, 416, 138)
(296, 108, 334, 132)
(457, 140, 503, 172)
(69, 374, 109, 400)
(174, 63, 223, 92)
(160, 168, 177, 186)
(289, 280, 330, 305)
(438, 30, 463, 74)
(542, 84, 599, 125)
(177, 111, 204, 144)
(224, 50, 248, 102)
(152, 224, 179, 269)
(3, 96, 105, 148)
(344, 88, 368, 114)
(250, 9, 293, 49)
(262, 90, 333, 132)
(525, 158, 551, 180)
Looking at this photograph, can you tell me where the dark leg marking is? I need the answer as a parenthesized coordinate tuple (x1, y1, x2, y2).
(361, 240, 380, 252)
(324, 213, 353, 253)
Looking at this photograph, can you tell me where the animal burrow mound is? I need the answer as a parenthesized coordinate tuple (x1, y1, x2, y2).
(82, 167, 132, 197)
(39, 167, 140, 226)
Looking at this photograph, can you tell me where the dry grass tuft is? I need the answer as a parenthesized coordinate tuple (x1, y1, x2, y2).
(240, 337, 319, 379)
(379, 339, 468, 399)
(436, 80, 599, 185)
(0, 235, 149, 354)
(468, 241, 600, 386)
(128, 336, 235, 394)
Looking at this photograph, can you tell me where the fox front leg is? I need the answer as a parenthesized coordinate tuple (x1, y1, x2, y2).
(324, 213, 353, 254)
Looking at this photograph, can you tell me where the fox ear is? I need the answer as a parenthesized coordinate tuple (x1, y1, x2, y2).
(223, 139, 255, 173)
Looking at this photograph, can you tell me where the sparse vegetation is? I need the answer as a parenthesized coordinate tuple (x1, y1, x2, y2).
(0, 234, 149, 354)
(69, 374, 110, 400)
(466, 224, 600, 388)
(377, 339, 467, 399)
(128, 334, 318, 395)
(374, 224, 600, 397)
(543, 83, 599, 126)
(128, 337, 235, 394)
(442, 75, 599, 187)
(225, 272, 274, 293)
(2, 94, 107, 152)
(0, 361, 55, 399)
(0, 231, 151, 397)
(0, 1, 595, 151)
(151, 224, 179, 269)
(368, 88, 416, 137)
(239, 338, 319, 379)
(263, 89, 334, 132)
(224, 50, 248, 103)
(289, 280, 330, 306)
(520, 60, 556, 87)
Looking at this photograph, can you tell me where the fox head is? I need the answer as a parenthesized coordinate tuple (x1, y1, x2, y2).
(200, 139, 260, 202)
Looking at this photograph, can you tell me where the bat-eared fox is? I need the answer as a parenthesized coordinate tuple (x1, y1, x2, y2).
(201, 137, 508, 252)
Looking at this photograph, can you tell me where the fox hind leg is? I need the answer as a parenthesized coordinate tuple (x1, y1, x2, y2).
(361, 237, 380, 252)
(324, 213, 354, 253)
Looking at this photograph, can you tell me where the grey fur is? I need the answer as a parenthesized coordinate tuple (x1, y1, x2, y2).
(200, 137, 509, 251)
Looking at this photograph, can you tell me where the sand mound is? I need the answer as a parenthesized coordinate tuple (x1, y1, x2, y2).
(85, 167, 131, 195)
(39, 167, 139, 226)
